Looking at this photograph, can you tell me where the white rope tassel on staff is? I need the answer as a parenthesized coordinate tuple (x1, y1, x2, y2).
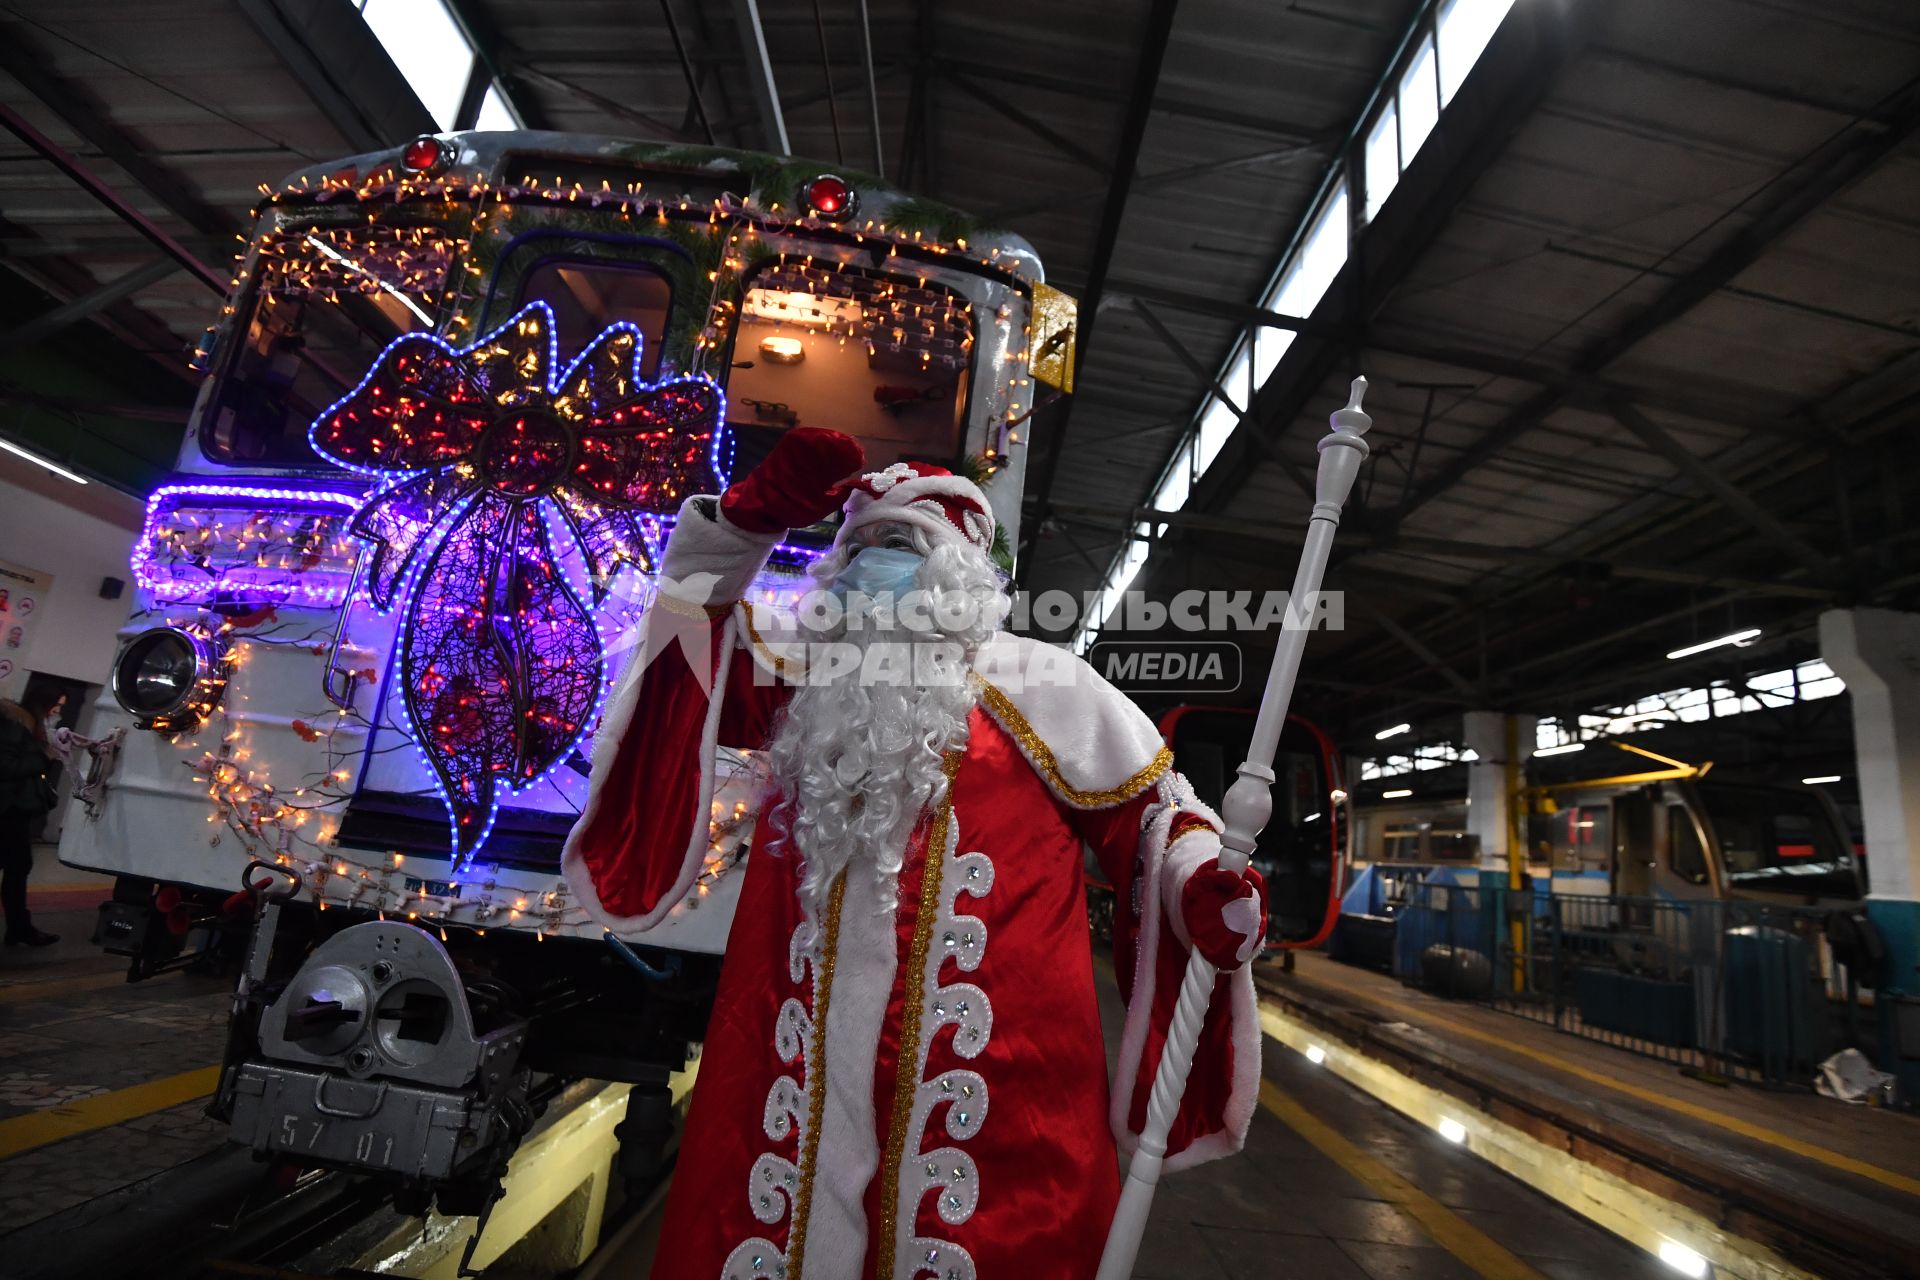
(1096, 377, 1372, 1280)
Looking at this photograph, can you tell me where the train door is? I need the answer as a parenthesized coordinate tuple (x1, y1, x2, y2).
(1612, 788, 1655, 898)
(1157, 707, 1348, 948)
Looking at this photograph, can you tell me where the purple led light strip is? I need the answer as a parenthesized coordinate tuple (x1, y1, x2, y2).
(133, 482, 366, 607)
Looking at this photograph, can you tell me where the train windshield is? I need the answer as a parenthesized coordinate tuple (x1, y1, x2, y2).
(727, 261, 975, 475)
(1699, 782, 1861, 898)
(201, 225, 450, 466)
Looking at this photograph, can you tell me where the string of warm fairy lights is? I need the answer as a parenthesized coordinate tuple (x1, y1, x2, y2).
(174, 619, 759, 938)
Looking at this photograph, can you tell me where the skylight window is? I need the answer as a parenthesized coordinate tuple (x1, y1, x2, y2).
(475, 85, 520, 131)
(1074, 0, 1523, 646)
(1268, 185, 1349, 320)
(1438, 0, 1518, 104)
(359, 0, 470, 129)
(1364, 104, 1400, 222)
(355, 0, 521, 133)
(1397, 38, 1441, 162)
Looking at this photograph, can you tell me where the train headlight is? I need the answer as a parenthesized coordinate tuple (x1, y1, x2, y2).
(112, 626, 225, 730)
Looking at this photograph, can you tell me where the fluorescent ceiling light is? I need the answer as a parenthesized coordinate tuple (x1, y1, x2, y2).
(1376, 723, 1411, 740)
(1656, 1240, 1708, 1278)
(0, 437, 88, 484)
(1382, 788, 1412, 799)
(1533, 743, 1585, 757)
(1802, 775, 1841, 785)
(1437, 1116, 1467, 1143)
(1666, 628, 1760, 660)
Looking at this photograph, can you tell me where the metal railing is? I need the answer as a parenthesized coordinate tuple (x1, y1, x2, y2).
(1391, 884, 1862, 1087)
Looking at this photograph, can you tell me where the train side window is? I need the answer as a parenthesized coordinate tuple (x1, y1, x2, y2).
(1667, 805, 1709, 885)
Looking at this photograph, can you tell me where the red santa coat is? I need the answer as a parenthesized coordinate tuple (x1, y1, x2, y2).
(561, 499, 1259, 1279)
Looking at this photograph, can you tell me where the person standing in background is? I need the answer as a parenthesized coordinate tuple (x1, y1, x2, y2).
(22, 690, 70, 844)
(0, 700, 59, 946)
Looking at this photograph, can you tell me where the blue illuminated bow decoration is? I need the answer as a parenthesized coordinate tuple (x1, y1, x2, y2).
(309, 302, 731, 860)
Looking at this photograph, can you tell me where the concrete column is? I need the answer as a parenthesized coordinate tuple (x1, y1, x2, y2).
(1820, 609, 1920, 992)
(1462, 710, 1537, 872)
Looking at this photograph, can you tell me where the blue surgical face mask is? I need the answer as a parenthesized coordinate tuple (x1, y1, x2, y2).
(832, 545, 924, 600)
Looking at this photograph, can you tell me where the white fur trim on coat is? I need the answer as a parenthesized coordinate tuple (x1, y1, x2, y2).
(971, 634, 1172, 809)
(562, 495, 776, 937)
(1108, 776, 1259, 1173)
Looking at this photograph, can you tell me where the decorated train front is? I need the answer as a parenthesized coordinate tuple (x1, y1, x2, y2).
(58, 131, 1069, 1208)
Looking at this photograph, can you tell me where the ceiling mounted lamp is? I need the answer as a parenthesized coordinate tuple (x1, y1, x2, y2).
(758, 334, 806, 364)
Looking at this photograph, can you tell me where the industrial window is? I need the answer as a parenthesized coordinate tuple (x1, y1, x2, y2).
(1397, 38, 1442, 161)
(1364, 104, 1400, 222)
(1438, 0, 1518, 104)
(356, 0, 470, 128)
(354, 0, 521, 131)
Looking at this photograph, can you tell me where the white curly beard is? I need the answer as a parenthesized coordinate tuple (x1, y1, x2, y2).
(761, 525, 1005, 933)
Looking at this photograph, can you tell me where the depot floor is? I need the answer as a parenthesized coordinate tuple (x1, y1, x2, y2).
(0, 856, 1664, 1279)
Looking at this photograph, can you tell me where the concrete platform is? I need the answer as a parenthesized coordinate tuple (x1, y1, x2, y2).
(0, 871, 230, 1231)
(0, 869, 1795, 1279)
(1262, 950, 1920, 1280)
(596, 960, 1671, 1278)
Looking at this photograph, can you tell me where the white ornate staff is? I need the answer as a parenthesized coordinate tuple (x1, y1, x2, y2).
(1097, 376, 1372, 1280)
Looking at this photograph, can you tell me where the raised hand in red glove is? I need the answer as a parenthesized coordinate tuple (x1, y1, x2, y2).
(1179, 858, 1268, 971)
(720, 427, 866, 534)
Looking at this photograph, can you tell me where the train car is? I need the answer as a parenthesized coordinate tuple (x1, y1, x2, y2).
(1351, 772, 1863, 907)
(57, 129, 1072, 1216)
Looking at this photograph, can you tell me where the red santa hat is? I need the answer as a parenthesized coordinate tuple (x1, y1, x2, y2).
(832, 461, 995, 556)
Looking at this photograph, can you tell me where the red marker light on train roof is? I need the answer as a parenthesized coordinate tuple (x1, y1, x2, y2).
(402, 135, 451, 174)
(804, 174, 855, 220)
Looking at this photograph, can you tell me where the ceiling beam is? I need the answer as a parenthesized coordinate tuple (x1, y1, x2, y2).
(0, 258, 179, 355)
(0, 37, 237, 241)
(1608, 399, 1833, 578)
(730, 0, 791, 153)
(237, 0, 433, 150)
(0, 103, 227, 295)
(1385, 75, 1920, 532)
(931, 56, 1319, 144)
(939, 69, 1110, 175)
(1020, 0, 1181, 575)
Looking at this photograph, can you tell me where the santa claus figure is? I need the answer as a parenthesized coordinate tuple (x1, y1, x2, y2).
(563, 429, 1267, 1279)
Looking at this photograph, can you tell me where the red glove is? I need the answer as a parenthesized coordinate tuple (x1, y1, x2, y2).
(720, 428, 865, 534)
(1180, 859, 1268, 971)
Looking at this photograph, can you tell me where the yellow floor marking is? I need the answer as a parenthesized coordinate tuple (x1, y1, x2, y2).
(1260, 1080, 1544, 1280)
(0, 1064, 219, 1160)
(0, 969, 127, 1005)
(1320, 981, 1920, 1199)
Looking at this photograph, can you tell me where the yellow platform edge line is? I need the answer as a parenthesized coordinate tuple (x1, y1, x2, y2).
(1348, 983, 1920, 1199)
(0, 1064, 220, 1161)
(0, 969, 127, 1006)
(1260, 1080, 1544, 1280)
(1258, 1000, 1819, 1280)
